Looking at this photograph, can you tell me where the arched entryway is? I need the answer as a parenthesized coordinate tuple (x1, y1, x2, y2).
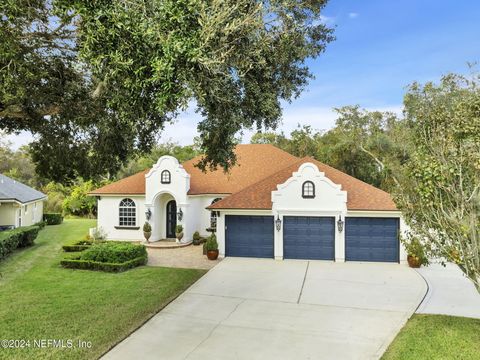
(166, 200, 177, 238)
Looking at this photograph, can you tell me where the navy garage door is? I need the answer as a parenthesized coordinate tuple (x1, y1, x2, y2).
(283, 217, 335, 260)
(345, 218, 399, 262)
(225, 216, 274, 258)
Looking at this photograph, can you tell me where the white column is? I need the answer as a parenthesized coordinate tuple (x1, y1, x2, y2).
(274, 214, 284, 260)
(335, 213, 346, 262)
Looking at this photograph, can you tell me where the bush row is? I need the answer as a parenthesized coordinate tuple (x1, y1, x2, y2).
(0, 225, 40, 260)
(79, 242, 147, 263)
(43, 213, 63, 225)
(60, 256, 147, 273)
(62, 239, 94, 252)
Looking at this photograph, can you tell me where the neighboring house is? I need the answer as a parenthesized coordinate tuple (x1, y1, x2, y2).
(90, 144, 408, 263)
(0, 174, 47, 230)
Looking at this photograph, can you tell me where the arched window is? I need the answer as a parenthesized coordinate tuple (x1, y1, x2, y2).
(119, 198, 136, 226)
(161, 170, 171, 184)
(210, 198, 222, 229)
(302, 181, 315, 199)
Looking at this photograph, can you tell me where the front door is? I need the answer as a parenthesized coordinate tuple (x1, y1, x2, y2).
(166, 200, 177, 238)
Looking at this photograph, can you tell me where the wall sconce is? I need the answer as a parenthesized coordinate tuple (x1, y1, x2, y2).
(275, 215, 282, 231)
(337, 215, 344, 233)
(145, 208, 152, 221)
(177, 208, 183, 221)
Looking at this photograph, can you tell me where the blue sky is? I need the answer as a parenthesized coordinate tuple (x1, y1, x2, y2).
(7, 0, 480, 148)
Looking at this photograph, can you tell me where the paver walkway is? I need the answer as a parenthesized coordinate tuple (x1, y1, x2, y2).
(147, 244, 221, 270)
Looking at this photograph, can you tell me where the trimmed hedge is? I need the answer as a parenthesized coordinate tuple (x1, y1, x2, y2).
(61, 242, 148, 272)
(43, 213, 63, 225)
(60, 256, 147, 272)
(62, 239, 94, 252)
(0, 225, 40, 260)
(80, 242, 147, 263)
(34, 221, 47, 229)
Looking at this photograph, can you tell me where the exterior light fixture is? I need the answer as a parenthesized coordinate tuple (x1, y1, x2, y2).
(145, 208, 152, 220)
(275, 215, 282, 231)
(177, 208, 183, 221)
(337, 215, 344, 233)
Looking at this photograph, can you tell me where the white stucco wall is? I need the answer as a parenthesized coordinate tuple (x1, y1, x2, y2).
(97, 195, 145, 240)
(271, 162, 348, 261)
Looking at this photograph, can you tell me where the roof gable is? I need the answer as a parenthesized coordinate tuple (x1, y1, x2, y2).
(0, 174, 46, 203)
(209, 157, 397, 211)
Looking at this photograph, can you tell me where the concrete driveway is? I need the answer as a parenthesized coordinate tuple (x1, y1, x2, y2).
(104, 258, 426, 360)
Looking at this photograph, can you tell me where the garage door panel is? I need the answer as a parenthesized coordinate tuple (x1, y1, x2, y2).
(345, 218, 399, 262)
(225, 216, 274, 258)
(283, 216, 335, 260)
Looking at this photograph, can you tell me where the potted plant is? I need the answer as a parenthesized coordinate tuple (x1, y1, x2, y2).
(175, 225, 184, 242)
(143, 222, 152, 242)
(402, 236, 428, 268)
(193, 231, 202, 245)
(206, 233, 219, 260)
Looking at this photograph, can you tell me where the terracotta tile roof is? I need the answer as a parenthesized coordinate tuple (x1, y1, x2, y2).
(209, 157, 397, 211)
(182, 144, 299, 195)
(90, 144, 299, 195)
(90, 170, 149, 195)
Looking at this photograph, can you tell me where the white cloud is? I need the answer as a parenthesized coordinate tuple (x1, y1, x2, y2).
(348, 12, 359, 19)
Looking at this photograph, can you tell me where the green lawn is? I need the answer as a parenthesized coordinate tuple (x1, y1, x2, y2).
(0, 219, 206, 360)
(382, 314, 480, 360)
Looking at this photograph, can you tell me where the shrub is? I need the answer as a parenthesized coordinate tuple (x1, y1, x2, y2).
(175, 225, 183, 233)
(193, 231, 202, 245)
(61, 241, 147, 272)
(90, 227, 107, 241)
(43, 213, 63, 225)
(0, 225, 40, 260)
(34, 221, 46, 229)
(62, 239, 94, 252)
(15, 226, 40, 247)
(60, 256, 147, 272)
(79, 242, 147, 264)
(402, 235, 429, 266)
(143, 222, 152, 232)
(206, 233, 218, 251)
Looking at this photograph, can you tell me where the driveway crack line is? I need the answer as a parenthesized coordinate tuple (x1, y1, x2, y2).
(183, 298, 246, 360)
(297, 261, 310, 304)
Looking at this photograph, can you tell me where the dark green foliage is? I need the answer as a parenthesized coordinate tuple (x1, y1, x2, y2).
(2, 0, 334, 178)
(206, 233, 218, 251)
(43, 213, 64, 225)
(14, 226, 40, 248)
(0, 225, 40, 259)
(143, 222, 152, 233)
(79, 242, 147, 264)
(0, 230, 21, 260)
(61, 242, 148, 272)
(60, 256, 147, 273)
(62, 239, 94, 252)
(192, 231, 202, 245)
(34, 221, 46, 229)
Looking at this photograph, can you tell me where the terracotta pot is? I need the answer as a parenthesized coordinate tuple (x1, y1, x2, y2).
(176, 232, 184, 241)
(143, 231, 151, 242)
(207, 249, 219, 260)
(407, 255, 421, 268)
